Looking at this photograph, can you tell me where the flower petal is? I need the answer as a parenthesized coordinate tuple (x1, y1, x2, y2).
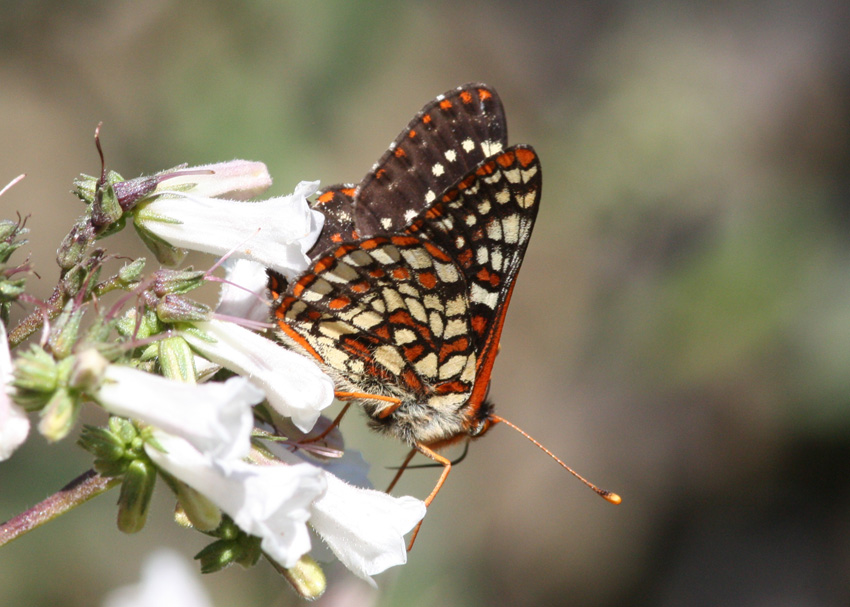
(309, 473, 426, 584)
(97, 368, 260, 460)
(146, 433, 326, 568)
(135, 181, 323, 277)
(102, 548, 213, 607)
(157, 160, 272, 201)
(215, 258, 271, 323)
(0, 322, 28, 461)
(185, 320, 334, 433)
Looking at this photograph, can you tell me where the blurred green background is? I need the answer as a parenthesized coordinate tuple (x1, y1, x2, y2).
(3, 1, 850, 605)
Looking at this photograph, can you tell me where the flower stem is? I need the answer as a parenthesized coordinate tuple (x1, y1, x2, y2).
(0, 469, 119, 547)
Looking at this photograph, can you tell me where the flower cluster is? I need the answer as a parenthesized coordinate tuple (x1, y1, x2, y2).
(0, 159, 425, 598)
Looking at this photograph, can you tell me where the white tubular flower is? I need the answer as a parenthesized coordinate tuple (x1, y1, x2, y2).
(158, 160, 272, 201)
(309, 473, 427, 585)
(146, 432, 326, 569)
(96, 367, 261, 461)
(0, 322, 29, 461)
(215, 258, 271, 323)
(184, 320, 334, 433)
(135, 180, 323, 278)
(102, 548, 212, 607)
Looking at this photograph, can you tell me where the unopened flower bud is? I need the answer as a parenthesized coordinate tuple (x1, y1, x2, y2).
(117, 258, 146, 285)
(170, 479, 222, 531)
(134, 222, 186, 266)
(37, 386, 77, 442)
(152, 268, 205, 297)
(158, 336, 197, 383)
(275, 555, 327, 600)
(156, 294, 210, 323)
(117, 458, 157, 534)
(12, 346, 59, 408)
(69, 348, 109, 392)
(48, 301, 85, 360)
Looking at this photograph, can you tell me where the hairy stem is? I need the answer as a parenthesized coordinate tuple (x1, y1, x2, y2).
(0, 469, 119, 547)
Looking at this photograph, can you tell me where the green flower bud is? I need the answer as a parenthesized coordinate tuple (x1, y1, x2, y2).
(12, 346, 59, 407)
(152, 268, 206, 296)
(158, 335, 197, 383)
(277, 555, 327, 601)
(172, 480, 222, 532)
(117, 458, 157, 534)
(116, 309, 162, 339)
(156, 294, 210, 323)
(117, 258, 146, 285)
(195, 531, 262, 574)
(37, 387, 77, 442)
(78, 424, 128, 476)
(48, 301, 85, 360)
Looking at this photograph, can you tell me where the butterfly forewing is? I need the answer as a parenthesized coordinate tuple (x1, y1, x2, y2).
(353, 83, 507, 236)
(307, 184, 358, 257)
(404, 145, 541, 352)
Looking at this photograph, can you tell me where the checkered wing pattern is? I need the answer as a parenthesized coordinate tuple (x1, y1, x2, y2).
(307, 184, 358, 257)
(404, 145, 541, 354)
(354, 83, 507, 236)
(273, 235, 477, 415)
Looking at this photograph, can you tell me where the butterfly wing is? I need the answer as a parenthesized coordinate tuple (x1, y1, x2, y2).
(353, 83, 507, 236)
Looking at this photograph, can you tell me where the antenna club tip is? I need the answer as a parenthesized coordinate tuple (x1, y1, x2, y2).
(602, 491, 622, 505)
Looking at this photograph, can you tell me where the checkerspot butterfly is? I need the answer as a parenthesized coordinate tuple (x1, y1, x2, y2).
(269, 83, 619, 544)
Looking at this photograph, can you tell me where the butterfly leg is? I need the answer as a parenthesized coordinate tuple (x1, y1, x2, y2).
(385, 447, 418, 494)
(405, 443, 452, 550)
(300, 402, 351, 444)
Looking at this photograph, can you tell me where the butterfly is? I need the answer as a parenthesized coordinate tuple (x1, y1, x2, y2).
(269, 83, 617, 544)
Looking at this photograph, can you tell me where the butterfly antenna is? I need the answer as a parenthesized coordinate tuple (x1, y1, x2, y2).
(491, 415, 621, 505)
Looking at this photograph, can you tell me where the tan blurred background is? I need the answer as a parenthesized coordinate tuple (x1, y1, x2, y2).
(2, 1, 850, 606)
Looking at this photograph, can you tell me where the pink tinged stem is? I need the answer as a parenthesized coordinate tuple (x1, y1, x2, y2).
(0, 469, 119, 547)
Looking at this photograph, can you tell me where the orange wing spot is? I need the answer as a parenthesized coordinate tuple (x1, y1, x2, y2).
(317, 191, 335, 204)
(402, 369, 423, 392)
(457, 248, 473, 267)
(374, 325, 391, 340)
(476, 161, 496, 176)
(375, 168, 387, 180)
(434, 380, 468, 395)
(306, 309, 321, 321)
(417, 271, 437, 289)
(341, 187, 356, 196)
(391, 235, 420, 247)
(496, 151, 517, 168)
(314, 257, 333, 274)
(394, 147, 407, 158)
(404, 343, 425, 362)
(342, 338, 371, 357)
(350, 229, 360, 239)
(423, 241, 451, 262)
(392, 267, 410, 280)
(422, 114, 432, 124)
(351, 280, 370, 294)
(477, 267, 501, 287)
(515, 147, 536, 167)
(389, 310, 417, 328)
(439, 337, 469, 361)
(292, 279, 308, 298)
(471, 314, 488, 335)
(424, 207, 443, 220)
(458, 174, 477, 189)
(369, 267, 385, 278)
(330, 232, 343, 243)
(442, 189, 460, 202)
(439, 99, 452, 110)
(477, 88, 492, 101)
(360, 239, 381, 250)
(459, 90, 472, 103)
(329, 296, 350, 310)
(408, 129, 417, 139)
